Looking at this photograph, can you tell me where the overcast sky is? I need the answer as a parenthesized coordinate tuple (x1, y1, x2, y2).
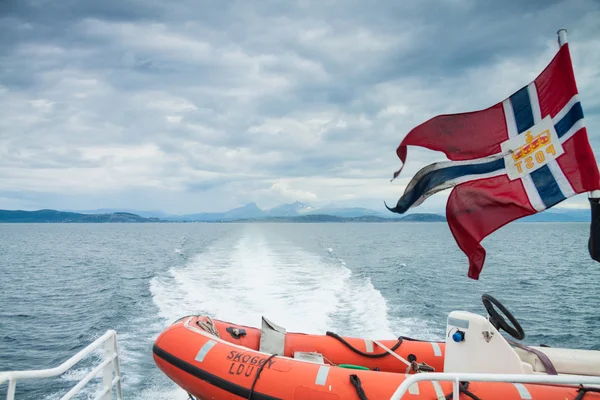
(1, 0, 599, 214)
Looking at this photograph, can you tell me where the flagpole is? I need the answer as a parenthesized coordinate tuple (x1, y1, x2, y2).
(560, 28, 600, 200)
(557, 28, 567, 47)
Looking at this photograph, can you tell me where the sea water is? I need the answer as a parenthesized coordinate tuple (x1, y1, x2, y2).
(1, 222, 598, 399)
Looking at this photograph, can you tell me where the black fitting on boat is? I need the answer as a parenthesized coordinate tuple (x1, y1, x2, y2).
(589, 197, 600, 262)
(226, 327, 247, 339)
(325, 331, 403, 358)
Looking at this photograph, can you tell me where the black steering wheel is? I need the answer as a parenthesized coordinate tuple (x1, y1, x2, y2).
(481, 294, 525, 341)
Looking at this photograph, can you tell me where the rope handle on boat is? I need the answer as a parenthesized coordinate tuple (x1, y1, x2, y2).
(575, 385, 600, 400)
(196, 316, 220, 338)
(443, 381, 482, 400)
(349, 374, 369, 400)
(248, 354, 277, 400)
(325, 331, 403, 359)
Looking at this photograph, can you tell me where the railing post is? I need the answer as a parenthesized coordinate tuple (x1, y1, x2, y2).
(102, 336, 114, 400)
(112, 333, 123, 400)
(453, 378, 460, 400)
(7, 379, 16, 400)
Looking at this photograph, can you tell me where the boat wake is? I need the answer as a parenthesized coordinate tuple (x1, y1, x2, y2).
(150, 225, 429, 338)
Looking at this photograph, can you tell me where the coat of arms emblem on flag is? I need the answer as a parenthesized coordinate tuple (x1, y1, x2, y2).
(386, 30, 600, 280)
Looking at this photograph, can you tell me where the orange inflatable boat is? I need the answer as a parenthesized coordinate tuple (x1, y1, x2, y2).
(153, 295, 600, 399)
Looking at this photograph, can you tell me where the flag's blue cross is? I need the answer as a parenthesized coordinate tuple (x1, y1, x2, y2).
(391, 88, 584, 214)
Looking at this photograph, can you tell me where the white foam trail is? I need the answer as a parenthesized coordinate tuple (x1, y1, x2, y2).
(131, 385, 189, 400)
(150, 225, 430, 339)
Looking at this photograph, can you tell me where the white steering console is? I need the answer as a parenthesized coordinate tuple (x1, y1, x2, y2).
(443, 310, 534, 374)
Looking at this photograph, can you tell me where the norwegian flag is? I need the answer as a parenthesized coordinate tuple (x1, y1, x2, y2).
(387, 40, 600, 280)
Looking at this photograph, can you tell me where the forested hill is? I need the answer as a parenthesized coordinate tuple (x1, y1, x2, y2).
(0, 210, 159, 223)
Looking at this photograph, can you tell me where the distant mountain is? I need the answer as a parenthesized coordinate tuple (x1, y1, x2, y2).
(153, 201, 594, 222)
(221, 214, 446, 223)
(266, 201, 314, 216)
(69, 208, 169, 218)
(226, 202, 266, 219)
(519, 208, 590, 222)
(307, 206, 386, 218)
(162, 202, 394, 221)
(163, 202, 266, 222)
(3, 202, 590, 223)
(0, 210, 160, 223)
(399, 213, 447, 222)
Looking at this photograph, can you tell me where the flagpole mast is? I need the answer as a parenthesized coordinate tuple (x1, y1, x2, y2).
(557, 28, 567, 47)
(560, 28, 600, 200)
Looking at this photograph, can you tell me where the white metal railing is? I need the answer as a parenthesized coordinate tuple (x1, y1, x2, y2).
(0, 330, 123, 400)
(389, 371, 600, 399)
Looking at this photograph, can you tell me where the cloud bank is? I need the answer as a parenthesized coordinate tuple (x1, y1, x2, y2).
(1, 0, 599, 213)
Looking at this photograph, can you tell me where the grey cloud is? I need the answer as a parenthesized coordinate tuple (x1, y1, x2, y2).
(1, 0, 599, 212)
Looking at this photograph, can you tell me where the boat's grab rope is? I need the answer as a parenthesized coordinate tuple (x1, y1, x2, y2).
(349, 374, 369, 400)
(248, 354, 277, 400)
(196, 316, 220, 338)
(326, 332, 437, 373)
(443, 381, 482, 400)
(326, 331, 403, 358)
(441, 383, 600, 400)
(575, 385, 600, 400)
